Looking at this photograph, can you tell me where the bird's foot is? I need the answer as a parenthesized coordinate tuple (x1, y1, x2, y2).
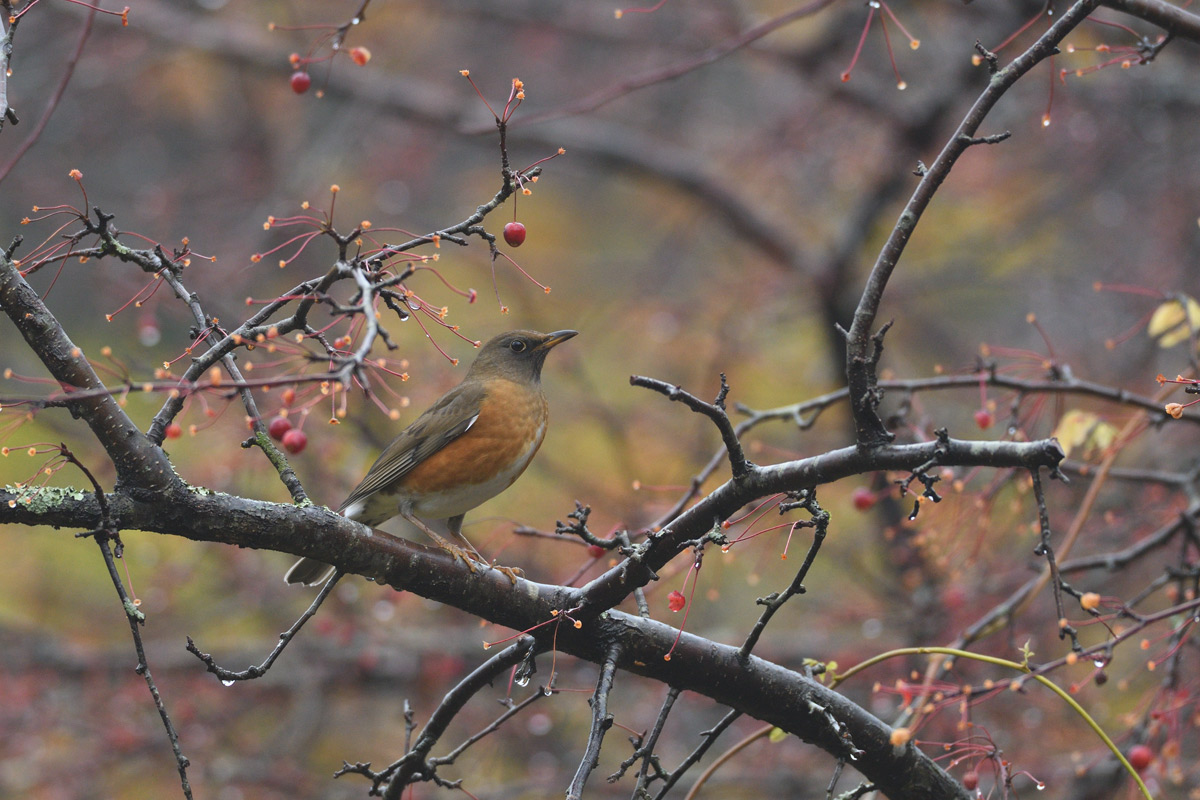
(401, 513, 481, 573)
(425, 530, 479, 573)
(444, 542, 480, 573)
(488, 562, 523, 584)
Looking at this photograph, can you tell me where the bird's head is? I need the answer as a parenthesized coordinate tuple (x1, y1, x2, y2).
(466, 329, 578, 384)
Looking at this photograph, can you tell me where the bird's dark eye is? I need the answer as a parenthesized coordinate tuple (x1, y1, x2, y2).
(509, 339, 527, 353)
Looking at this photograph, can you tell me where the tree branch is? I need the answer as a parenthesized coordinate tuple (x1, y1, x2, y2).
(0, 477, 977, 799)
(0, 6, 95, 181)
(1102, 0, 1200, 42)
(0, 253, 177, 491)
(380, 639, 537, 799)
(843, 0, 1101, 446)
(631, 373, 750, 479)
(567, 645, 621, 800)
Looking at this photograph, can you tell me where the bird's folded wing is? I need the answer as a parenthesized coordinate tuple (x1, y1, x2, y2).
(337, 381, 484, 512)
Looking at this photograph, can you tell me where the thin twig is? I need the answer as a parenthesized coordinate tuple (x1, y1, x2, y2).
(432, 679, 557, 767)
(185, 572, 343, 681)
(652, 709, 742, 800)
(843, 0, 1103, 444)
(738, 490, 828, 659)
(631, 373, 750, 479)
(567, 645, 622, 800)
(375, 638, 538, 799)
(0, 6, 96, 182)
(1030, 468, 1078, 649)
(63, 447, 193, 799)
(506, 0, 839, 129)
(625, 686, 678, 795)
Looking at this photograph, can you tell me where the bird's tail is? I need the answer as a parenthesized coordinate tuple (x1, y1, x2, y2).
(284, 557, 336, 586)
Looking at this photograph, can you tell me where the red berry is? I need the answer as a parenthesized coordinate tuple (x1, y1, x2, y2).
(349, 46, 371, 66)
(503, 221, 526, 247)
(290, 71, 312, 94)
(1128, 743, 1154, 772)
(587, 544, 605, 558)
(667, 590, 686, 612)
(281, 428, 307, 454)
(962, 771, 979, 791)
(974, 409, 994, 429)
(268, 416, 292, 441)
(941, 583, 968, 612)
(164, 422, 182, 440)
(281, 387, 296, 406)
(851, 487, 875, 511)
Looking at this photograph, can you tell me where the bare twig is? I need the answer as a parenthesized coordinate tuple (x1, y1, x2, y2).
(0, 6, 95, 179)
(0, 253, 177, 490)
(621, 686, 678, 794)
(1030, 468, 1079, 649)
(432, 679, 557, 768)
(652, 709, 742, 800)
(63, 447, 193, 799)
(377, 638, 538, 799)
(505, 0, 839, 129)
(843, 0, 1102, 444)
(185, 572, 342, 682)
(567, 645, 622, 800)
(630, 373, 750, 479)
(738, 489, 829, 659)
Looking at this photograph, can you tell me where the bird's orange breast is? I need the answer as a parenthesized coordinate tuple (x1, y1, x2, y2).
(399, 378, 549, 505)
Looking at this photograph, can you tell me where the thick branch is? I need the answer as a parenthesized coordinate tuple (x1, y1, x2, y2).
(576, 437, 1065, 613)
(1, 480, 976, 799)
(0, 254, 177, 491)
(843, 0, 1101, 445)
(1102, 0, 1200, 42)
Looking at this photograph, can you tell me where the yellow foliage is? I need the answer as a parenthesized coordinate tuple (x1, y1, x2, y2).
(1052, 409, 1118, 458)
(1147, 296, 1200, 348)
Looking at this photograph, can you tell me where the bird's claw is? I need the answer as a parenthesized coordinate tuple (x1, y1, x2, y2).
(489, 563, 522, 584)
(430, 539, 478, 573)
(448, 545, 478, 573)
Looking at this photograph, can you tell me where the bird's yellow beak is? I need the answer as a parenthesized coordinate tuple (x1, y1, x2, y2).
(537, 330, 578, 350)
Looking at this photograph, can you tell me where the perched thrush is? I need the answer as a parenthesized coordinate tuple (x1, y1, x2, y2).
(285, 329, 577, 585)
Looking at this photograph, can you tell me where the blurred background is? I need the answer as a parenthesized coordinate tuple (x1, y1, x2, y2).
(1, 0, 1198, 797)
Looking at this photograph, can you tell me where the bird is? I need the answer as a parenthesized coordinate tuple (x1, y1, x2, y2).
(285, 329, 577, 586)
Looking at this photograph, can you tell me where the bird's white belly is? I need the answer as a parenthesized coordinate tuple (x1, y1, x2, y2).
(411, 466, 527, 519)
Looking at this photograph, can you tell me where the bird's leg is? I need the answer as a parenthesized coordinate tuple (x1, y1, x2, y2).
(445, 514, 487, 562)
(401, 512, 477, 574)
(447, 514, 523, 585)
